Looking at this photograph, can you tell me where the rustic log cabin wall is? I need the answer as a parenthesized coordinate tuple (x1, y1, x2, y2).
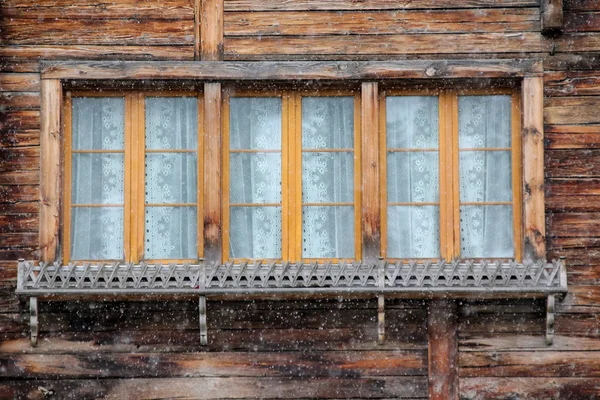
(0, 0, 599, 399)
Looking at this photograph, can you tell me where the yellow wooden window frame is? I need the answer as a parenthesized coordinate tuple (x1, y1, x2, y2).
(222, 89, 362, 262)
(62, 90, 204, 264)
(379, 88, 523, 262)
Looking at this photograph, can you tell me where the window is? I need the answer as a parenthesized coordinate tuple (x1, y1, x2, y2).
(222, 89, 362, 261)
(62, 91, 203, 264)
(380, 89, 522, 261)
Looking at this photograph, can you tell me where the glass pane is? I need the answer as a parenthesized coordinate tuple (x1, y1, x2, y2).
(302, 206, 354, 258)
(71, 207, 124, 260)
(458, 95, 511, 148)
(230, 97, 282, 150)
(230, 206, 282, 259)
(145, 97, 198, 150)
(72, 97, 125, 150)
(230, 153, 281, 204)
(387, 206, 440, 258)
(145, 207, 197, 259)
(387, 152, 438, 203)
(302, 152, 353, 203)
(460, 205, 514, 258)
(459, 151, 512, 202)
(72, 154, 124, 204)
(302, 97, 354, 149)
(145, 153, 197, 204)
(386, 96, 439, 149)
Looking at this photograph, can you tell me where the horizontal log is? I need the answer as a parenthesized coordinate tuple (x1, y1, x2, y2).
(225, 33, 550, 56)
(460, 377, 600, 400)
(0, 214, 37, 233)
(0, 377, 427, 399)
(0, 202, 38, 214)
(547, 212, 600, 237)
(546, 178, 600, 196)
(0, 60, 41, 73)
(545, 71, 600, 96)
(0, 350, 427, 379)
(555, 33, 600, 51)
(1, 0, 194, 19)
(0, 45, 195, 61)
(557, 285, 600, 313)
(0, 73, 40, 92)
(545, 53, 600, 70)
(565, 12, 600, 32)
(0, 170, 40, 185)
(566, 265, 600, 284)
(0, 148, 40, 172)
(40, 59, 543, 80)
(547, 195, 600, 212)
(545, 97, 600, 125)
(459, 313, 544, 334)
(545, 125, 600, 149)
(0, 232, 37, 248)
(0, 110, 40, 131)
(0, 129, 40, 148)
(461, 351, 600, 377)
(565, 0, 600, 11)
(546, 149, 600, 177)
(3, 19, 194, 46)
(0, 93, 40, 110)
(555, 313, 600, 333)
(225, 0, 538, 11)
(0, 184, 38, 203)
(224, 9, 539, 36)
(547, 236, 600, 266)
(545, 178, 600, 211)
(0, 248, 37, 261)
(460, 299, 544, 315)
(460, 332, 600, 351)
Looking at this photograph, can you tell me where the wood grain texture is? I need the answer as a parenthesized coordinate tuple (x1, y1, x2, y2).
(545, 53, 600, 70)
(460, 332, 600, 352)
(545, 71, 600, 96)
(565, 0, 600, 10)
(545, 96, 600, 125)
(0, 73, 40, 92)
(461, 377, 600, 399)
(224, 9, 540, 36)
(546, 149, 600, 177)
(565, 11, 600, 32)
(0, 46, 194, 60)
(541, 0, 564, 32)
(361, 82, 379, 262)
(428, 300, 459, 400)
(545, 125, 600, 149)
(201, 0, 224, 60)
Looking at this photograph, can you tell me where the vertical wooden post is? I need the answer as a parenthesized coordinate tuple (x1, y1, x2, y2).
(522, 76, 546, 261)
(40, 79, 62, 262)
(204, 82, 222, 264)
(541, 0, 563, 33)
(201, 0, 224, 61)
(361, 82, 380, 263)
(428, 299, 459, 400)
(194, 0, 201, 60)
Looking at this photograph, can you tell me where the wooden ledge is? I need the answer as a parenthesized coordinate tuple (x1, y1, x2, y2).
(40, 59, 543, 81)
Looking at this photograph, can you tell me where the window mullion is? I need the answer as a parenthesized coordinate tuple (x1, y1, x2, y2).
(290, 92, 303, 261)
(62, 92, 73, 265)
(221, 91, 231, 262)
(450, 91, 460, 260)
(512, 92, 523, 262)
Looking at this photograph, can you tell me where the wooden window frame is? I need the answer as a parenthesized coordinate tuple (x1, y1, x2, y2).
(379, 88, 523, 261)
(222, 88, 362, 262)
(61, 90, 204, 265)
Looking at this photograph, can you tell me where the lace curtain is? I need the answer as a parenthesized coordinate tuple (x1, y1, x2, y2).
(229, 97, 282, 259)
(386, 96, 440, 258)
(459, 95, 513, 257)
(144, 97, 198, 260)
(71, 97, 125, 260)
(302, 97, 355, 258)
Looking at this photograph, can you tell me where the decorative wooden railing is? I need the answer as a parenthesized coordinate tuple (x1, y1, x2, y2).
(16, 259, 567, 347)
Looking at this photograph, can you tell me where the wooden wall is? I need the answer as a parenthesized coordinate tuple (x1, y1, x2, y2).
(1, 0, 600, 399)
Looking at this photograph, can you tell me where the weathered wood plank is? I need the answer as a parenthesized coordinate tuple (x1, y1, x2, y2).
(0, 184, 38, 203)
(459, 313, 544, 334)
(546, 149, 600, 177)
(556, 313, 600, 333)
(1, 0, 194, 19)
(565, 11, 600, 32)
(225, 33, 550, 57)
(0, 60, 41, 73)
(428, 300, 459, 400)
(2, 19, 194, 46)
(201, 0, 224, 60)
(361, 82, 379, 262)
(0, 214, 38, 233)
(0, 93, 40, 110)
(555, 32, 600, 51)
(461, 377, 600, 400)
(0, 377, 427, 399)
(0, 46, 195, 61)
(548, 236, 600, 266)
(0, 170, 39, 185)
(39, 80, 61, 263)
(557, 286, 600, 313)
(0, 129, 40, 148)
(545, 125, 600, 149)
(203, 82, 221, 263)
(0, 147, 39, 172)
(565, 0, 600, 11)
(461, 351, 600, 377)
(0, 73, 40, 92)
(522, 76, 546, 261)
(547, 212, 600, 237)
(541, 0, 564, 32)
(545, 71, 600, 96)
(0, 232, 37, 248)
(224, 9, 540, 36)
(225, 0, 540, 11)
(546, 177, 600, 211)
(545, 53, 600, 70)
(40, 60, 543, 80)
(460, 332, 600, 352)
(0, 201, 38, 214)
(545, 96, 600, 125)
(0, 109, 39, 131)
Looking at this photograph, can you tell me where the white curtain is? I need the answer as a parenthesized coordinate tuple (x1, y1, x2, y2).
(229, 97, 282, 259)
(71, 97, 125, 260)
(301, 97, 354, 258)
(144, 97, 198, 260)
(459, 95, 513, 257)
(386, 96, 440, 258)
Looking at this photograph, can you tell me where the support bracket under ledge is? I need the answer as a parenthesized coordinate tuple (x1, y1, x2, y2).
(199, 295, 207, 346)
(546, 294, 555, 346)
(30, 296, 38, 347)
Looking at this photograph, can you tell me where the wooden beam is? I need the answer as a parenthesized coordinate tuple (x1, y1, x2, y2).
(201, 0, 223, 60)
(361, 82, 380, 263)
(541, 0, 563, 33)
(39, 79, 62, 262)
(428, 299, 459, 400)
(41, 59, 543, 81)
(203, 82, 222, 264)
(522, 76, 546, 262)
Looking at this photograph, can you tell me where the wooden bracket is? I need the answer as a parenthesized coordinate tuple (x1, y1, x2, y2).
(541, 0, 563, 33)
(30, 297, 38, 347)
(199, 295, 208, 346)
(546, 294, 555, 346)
(377, 294, 385, 344)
